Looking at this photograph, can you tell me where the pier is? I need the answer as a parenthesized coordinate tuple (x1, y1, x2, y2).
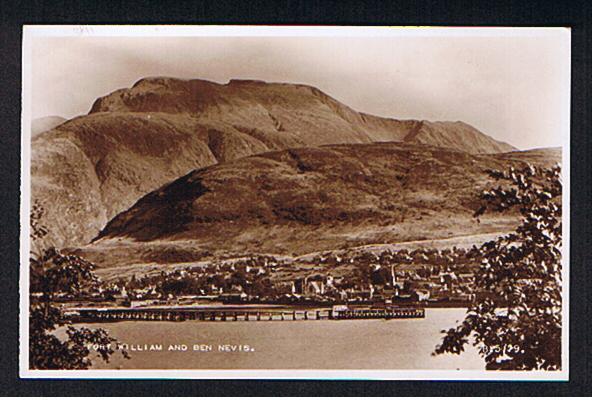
(332, 307, 425, 319)
(67, 305, 425, 323)
(68, 306, 335, 323)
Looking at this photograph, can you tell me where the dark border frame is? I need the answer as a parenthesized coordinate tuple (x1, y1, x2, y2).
(1, 0, 591, 396)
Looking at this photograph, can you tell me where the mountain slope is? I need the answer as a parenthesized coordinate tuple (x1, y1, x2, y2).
(31, 115, 66, 137)
(80, 143, 559, 270)
(32, 77, 516, 251)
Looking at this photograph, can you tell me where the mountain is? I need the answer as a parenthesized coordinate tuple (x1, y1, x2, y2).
(31, 116, 66, 137)
(90, 77, 515, 154)
(32, 77, 516, 251)
(77, 143, 560, 271)
(90, 78, 515, 153)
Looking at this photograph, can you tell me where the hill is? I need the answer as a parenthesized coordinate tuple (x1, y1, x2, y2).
(77, 143, 560, 271)
(31, 116, 66, 137)
(32, 77, 515, 251)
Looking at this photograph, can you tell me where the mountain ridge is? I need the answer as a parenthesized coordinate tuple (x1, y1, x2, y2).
(90, 77, 515, 153)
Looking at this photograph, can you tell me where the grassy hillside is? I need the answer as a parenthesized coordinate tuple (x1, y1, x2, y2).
(74, 143, 559, 271)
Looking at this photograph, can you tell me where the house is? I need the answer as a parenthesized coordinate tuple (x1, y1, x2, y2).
(306, 280, 324, 295)
(219, 292, 248, 302)
(293, 278, 305, 295)
(345, 288, 372, 301)
(415, 289, 430, 301)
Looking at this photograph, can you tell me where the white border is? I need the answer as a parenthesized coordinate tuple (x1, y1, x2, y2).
(20, 25, 571, 381)
(21, 369, 567, 381)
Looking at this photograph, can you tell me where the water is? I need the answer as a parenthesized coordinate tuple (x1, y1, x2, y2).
(81, 308, 485, 370)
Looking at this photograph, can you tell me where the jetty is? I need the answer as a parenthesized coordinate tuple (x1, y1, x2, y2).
(67, 306, 332, 322)
(66, 305, 425, 323)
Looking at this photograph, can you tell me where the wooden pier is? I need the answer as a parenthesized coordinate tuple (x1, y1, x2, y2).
(68, 307, 336, 323)
(332, 307, 425, 319)
(67, 305, 425, 323)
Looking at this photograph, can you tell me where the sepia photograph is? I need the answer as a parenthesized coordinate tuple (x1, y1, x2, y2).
(20, 25, 570, 380)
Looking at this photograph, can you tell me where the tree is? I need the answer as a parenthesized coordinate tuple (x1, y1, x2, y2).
(434, 164, 562, 370)
(29, 202, 128, 369)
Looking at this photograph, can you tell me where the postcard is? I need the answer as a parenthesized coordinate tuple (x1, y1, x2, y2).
(20, 25, 570, 380)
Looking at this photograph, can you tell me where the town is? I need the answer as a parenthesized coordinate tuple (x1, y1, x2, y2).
(48, 245, 485, 309)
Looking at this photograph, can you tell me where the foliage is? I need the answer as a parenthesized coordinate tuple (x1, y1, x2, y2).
(30, 247, 98, 299)
(434, 164, 562, 370)
(29, 301, 123, 369)
(29, 202, 128, 369)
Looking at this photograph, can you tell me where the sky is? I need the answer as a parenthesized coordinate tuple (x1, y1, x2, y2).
(28, 27, 570, 150)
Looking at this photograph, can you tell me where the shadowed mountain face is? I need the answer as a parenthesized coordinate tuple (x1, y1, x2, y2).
(81, 143, 559, 270)
(32, 77, 516, 251)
